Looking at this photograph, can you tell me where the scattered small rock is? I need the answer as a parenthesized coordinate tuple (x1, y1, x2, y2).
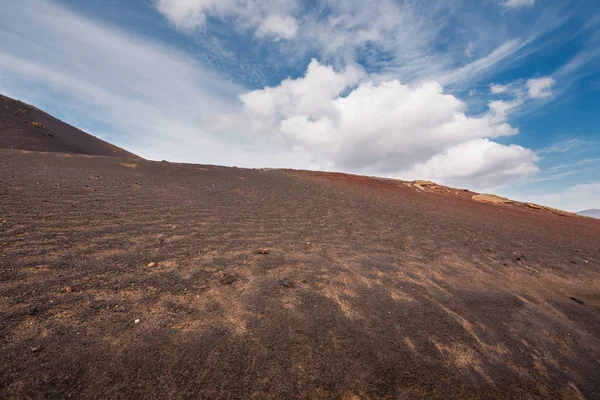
(256, 248, 270, 255)
(64, 287, 73, 293)
(220, 272, 236, 285)
(27, 306, 38, 316)
(134, 319, 140, 324)
(570, 297, 584, 305)
(30, 347, 41, 353)
(147, 262, 157, 268)
(279, 278, 294, 288)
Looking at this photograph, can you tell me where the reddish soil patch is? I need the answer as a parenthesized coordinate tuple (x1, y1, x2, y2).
(0, 94, 141, 159)
(1, 150, 599, 399)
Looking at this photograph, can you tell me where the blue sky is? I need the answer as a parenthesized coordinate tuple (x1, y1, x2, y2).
(1, 0, 599, 211)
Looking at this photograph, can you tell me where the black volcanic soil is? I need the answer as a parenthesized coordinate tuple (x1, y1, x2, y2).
(0, 95, 141, 159)
(1, 149, 600, 399)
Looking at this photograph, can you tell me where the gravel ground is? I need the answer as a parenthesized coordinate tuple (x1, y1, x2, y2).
(1, 149, 599, 399)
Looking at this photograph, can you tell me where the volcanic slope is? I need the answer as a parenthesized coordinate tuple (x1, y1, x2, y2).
(0, 94, 141, 159)
(1, 149, 600, 399)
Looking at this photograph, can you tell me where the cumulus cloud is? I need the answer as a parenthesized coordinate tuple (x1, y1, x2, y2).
(502, 0, 535, 9)
(527, 77, 555, 98)
(402, 139, 539, 189)
(241, 60, 364, 118)
(239, 60, 537, 187)
(154, 0, 298, 38)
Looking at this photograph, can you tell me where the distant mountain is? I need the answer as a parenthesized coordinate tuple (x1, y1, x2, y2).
(1, 94, 141, 159)
(577, 209, 600, 219)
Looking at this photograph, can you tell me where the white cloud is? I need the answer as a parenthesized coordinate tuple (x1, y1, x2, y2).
(154, 0, 439, 61)
(154, 0, 298, 39)
(154, 0, 567, 95)
(488, 99, 522, 116)
(154, 0, 217, 29)
(490, 84, 508, 94)
(153, 0, 507, 89)
(502, 0, 535, 9)
(402, 139, 539, 189)
(527, 76, 555, 98)
(303, 0, 435, 59)
(256, 16, 298, 40)
(239, 60, 536, 187)
(241, 59, 364, 118)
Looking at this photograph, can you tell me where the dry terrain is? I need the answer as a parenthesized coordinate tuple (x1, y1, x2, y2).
(1, 95, 600, 399)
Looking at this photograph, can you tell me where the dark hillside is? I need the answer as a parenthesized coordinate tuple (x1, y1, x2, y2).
(1, 148, 599, 399)
(0, 94, 141, 159)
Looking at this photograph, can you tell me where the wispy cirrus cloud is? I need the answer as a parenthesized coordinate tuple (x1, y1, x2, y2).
(154, 0, 556, 89)
(535, 138, 597, 156)
(152, 0, 584, 105)
(547, 158, 600, 172)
